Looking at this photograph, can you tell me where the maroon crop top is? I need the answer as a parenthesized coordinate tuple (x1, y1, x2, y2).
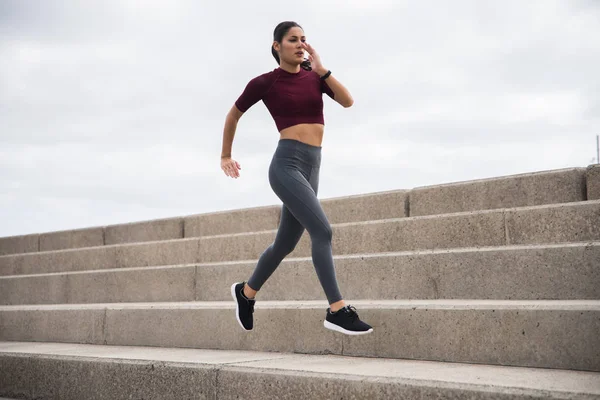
(235, 67, 335, 132)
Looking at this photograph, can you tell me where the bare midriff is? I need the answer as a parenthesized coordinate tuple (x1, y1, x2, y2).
(279, 123, 325, 147)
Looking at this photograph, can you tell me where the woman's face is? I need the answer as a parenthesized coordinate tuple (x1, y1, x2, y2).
(275, 26, 306, 65)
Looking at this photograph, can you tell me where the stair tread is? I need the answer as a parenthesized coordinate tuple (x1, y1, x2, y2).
(1, 341, 598, 395)
(1, 241, 598, 279)
(1, 200, 598, 259)
(1, 299, 599, 311)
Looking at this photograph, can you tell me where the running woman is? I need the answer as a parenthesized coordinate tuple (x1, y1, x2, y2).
(222, 21, 373, 336)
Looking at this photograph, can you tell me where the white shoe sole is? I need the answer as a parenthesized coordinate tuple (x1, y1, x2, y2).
(231, 282, 252, 331)
(323, 320, 374, 335)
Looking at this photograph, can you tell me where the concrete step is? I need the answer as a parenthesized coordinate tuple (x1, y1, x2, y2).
(590, 164, 600, 200)
(1, 200, 598, 276)
(2, 342, 599, 400)
(410, 166, 587, 216)
(2, 166, 596, 257)
(1, 300, 598, 371)
(0, 190, 409, 256)
(1, 242, 598, 305)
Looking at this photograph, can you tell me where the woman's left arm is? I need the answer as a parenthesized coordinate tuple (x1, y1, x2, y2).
(301, 42, 354, 108)
(317, 72, 354, 108)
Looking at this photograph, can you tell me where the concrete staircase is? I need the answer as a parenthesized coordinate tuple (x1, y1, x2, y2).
(1, 165, 599, 399)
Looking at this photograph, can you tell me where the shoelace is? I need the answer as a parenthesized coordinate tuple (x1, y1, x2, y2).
(341, 305, 359, 322)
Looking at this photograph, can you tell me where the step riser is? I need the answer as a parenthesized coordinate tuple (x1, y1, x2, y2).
(1, 308, 598, 371)
(411, 167, 586, 217)
(1, 167, 594, 257)
(199, 213, 506, 263)
(0, 239, 199, 277)
(0, 191, 409, 256)
(105, 218, 184, 247)
(1, 245, 598, 305)
(185, 206, 280, 239)
(0, 234, 38, 256)
(2, 202, 597, 276)
(0, 354, 569, 400)
(505, 203, 600, 244)
(0, 354, 217, 400)
(0, 267, 197, 305)
(187, 190, 410, 238)
(589, 164, 600, 200)
(195, 202, 600, 263)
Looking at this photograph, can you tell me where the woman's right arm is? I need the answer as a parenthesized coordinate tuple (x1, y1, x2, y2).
(221, 105, 244, 179)
(220, 74, 267, 178)
(221, 105, 244, 159)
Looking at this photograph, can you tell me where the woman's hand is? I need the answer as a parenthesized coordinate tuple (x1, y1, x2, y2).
(301, 42, 328, 77)
(221, 157, 241, 179)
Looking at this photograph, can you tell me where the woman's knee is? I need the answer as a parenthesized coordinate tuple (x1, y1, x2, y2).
(273, 237, 299, 256)
(311, 222, 333, 243)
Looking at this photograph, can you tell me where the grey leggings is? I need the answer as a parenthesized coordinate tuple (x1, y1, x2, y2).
(247, 138, 343, 304)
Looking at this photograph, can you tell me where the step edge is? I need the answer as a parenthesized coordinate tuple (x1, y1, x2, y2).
(2, 241, 598, 279)
(1, 299, 599, 311)
(0, 342, 598, 396)
(2, 199, 599, 260)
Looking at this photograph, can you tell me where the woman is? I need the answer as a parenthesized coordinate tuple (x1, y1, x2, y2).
(221, 21, 373, 336)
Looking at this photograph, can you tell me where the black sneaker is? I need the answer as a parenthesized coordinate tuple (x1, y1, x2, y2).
(231, 281, 255, 331)
(324, 305, 373, 335)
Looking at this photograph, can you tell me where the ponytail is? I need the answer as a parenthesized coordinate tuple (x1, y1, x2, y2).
(271, 44, 280, 64)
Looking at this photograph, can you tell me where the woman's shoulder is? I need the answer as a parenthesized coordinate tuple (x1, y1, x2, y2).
(247, 68, 279, 85)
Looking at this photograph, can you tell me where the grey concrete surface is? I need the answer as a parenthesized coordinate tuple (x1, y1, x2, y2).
(114, 237, 199, 268)
(200, 242, 600, 302)
(1, 300, 598, 371)
(588, 164, 600, 200)
(1, 342, 599, 400)
(197, 211, 507, 264)
(184, 205, 282, 238)
(0, 234, 38, 256)
(410, 167, 587, 216)
(0, 166, 590, 257)
(176, 190, 408, 239)
(0, 245, 119, 277)
(505, 201, 600, 244)
(0, 342, 600, 399)
(320, 189, 408, 222)
(104, 217, 184, 245)
(39, 226, 104, 252)
(201, 201, 600, 263)
(0, 239, 200, 277)
(2, 201, 598, 276)
(0, 307, 106, 344)
(0, 265, 197, 305)
(0, 353, 217, 400)
(1, 166, 599, 398)
(1, 243, 598, 305)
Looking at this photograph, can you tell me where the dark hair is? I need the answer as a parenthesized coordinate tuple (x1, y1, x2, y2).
(271, 21, 312, 71)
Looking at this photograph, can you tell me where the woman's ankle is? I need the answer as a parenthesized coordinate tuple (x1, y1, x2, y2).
(329, 299, 346, 312)
(243, 283, 256, 299)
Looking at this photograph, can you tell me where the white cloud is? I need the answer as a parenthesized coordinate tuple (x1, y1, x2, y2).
(1, 0, 599, 236)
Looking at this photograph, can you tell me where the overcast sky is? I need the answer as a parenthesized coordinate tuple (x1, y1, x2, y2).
(1, 0, 599, 237)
